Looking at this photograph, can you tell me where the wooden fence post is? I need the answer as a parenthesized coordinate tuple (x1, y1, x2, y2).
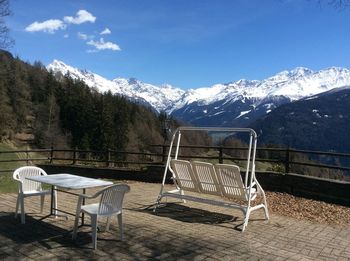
(285, 147, 290, 173)
(106, 149, 111, 167)
(162, 145, 167, 163)
(72, 147, 77, 165)
(26, 147, 29, 166)
(50, 146, 54, 164)
(219, 147, 223, 164)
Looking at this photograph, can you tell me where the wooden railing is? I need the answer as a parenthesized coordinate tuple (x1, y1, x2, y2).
(1, 145, 350, 180)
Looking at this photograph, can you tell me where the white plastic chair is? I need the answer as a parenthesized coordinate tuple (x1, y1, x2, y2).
(72, 184, 130, 250)
(13, 166, 53, 224)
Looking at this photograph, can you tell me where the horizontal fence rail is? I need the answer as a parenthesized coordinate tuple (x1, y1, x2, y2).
(1, 145, 350, 180)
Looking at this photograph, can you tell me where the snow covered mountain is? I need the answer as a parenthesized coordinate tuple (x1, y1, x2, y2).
(47, 60, 350, 127)
(171, 67, 350, 126)
(47, 60, 185, 112)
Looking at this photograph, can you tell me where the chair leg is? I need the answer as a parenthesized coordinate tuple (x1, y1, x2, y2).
(72, 212, 80, 240)
(53, 187, 58, 215)
(54, 187, 58, 216)
(91, 215, 98, 250)
(20, 195, 25, 224)
(117, 213, 123, 241)
(15, 194, 20, 218)
(40, 195, 45, 213)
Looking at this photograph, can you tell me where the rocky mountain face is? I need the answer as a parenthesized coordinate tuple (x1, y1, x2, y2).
(47, 60, 350, 127)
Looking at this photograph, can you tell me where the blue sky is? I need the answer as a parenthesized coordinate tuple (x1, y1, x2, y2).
(5, 0, 350, 89)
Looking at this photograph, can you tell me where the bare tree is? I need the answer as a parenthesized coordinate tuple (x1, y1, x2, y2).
(0, 0, 13, 49)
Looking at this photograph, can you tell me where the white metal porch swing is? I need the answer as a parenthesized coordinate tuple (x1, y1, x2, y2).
(154, 127, 269, 231)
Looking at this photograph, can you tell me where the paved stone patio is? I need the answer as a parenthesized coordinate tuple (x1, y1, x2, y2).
(0, 181, 349, 260)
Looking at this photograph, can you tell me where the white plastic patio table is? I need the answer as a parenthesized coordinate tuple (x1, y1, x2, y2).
(26, 173, 113, 224)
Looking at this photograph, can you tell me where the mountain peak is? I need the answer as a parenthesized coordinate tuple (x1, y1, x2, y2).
(160, 83, 174, 89)
(291, 67, 313, 76)
(128, 77, 140, 85)
(51, 59, 63, 65)
(47, 59, 86, 76)
(236, 79, 252, 85)
(48, 59, 68, 70)
(49, 59, 78, 70)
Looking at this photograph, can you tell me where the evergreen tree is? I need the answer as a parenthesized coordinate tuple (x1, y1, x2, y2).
(0, 49, 174, 156)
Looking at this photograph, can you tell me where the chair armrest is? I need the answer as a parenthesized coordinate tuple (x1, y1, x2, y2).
(13, 177, 22, 183)
(77, 188, 105, 200)
(75, 190, 103, 211)
(77, 184, 117, 201)
(77, 193, 95, 199)
(13, 179, 23, 193)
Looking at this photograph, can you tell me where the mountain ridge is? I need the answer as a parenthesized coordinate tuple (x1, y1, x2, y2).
(47, 60, 350, 127)
(47, 60, 185, 113)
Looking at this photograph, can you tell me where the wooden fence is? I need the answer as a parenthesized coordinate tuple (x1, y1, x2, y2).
(1, 145, 350, 180)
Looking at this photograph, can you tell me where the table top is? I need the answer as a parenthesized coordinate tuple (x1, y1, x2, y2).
(26, 173, 113, 190)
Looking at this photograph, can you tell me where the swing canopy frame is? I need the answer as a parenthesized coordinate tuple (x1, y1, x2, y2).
(154, 127, 269, 231)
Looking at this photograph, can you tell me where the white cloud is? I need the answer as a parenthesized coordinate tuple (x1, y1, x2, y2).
(87, 38, 121, 51)
(25, 19, 66, 33)
(77, 32, 88, 40)
(77, 32, 95, 40)
(63, 34, 69, 38)
(86, 49, 98, 53)
(100, 28, 111, 35)
(64, 10, 96, 24)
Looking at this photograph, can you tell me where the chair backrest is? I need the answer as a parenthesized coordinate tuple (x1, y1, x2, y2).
(191, 161, 222, 196)
(170, 159, 200, 192)
(98, 184, 130, 215)
(214, 164, 247, 201)
(13, 166, 47, 193)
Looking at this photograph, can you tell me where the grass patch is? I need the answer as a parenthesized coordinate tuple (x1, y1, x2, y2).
(0, 143, 26, 193)
(0, 142, 53, 193)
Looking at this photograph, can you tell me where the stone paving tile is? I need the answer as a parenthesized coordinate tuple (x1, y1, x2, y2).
(0, 181, 350, 260)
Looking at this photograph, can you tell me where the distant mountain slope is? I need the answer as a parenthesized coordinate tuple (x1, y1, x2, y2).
(251, 87, 350, 152)
(47, 60, 350, 127)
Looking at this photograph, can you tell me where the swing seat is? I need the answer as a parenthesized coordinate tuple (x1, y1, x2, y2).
(158, 159, 269, 231)
(155, 127, 269, 232)
(214, 164, 257, 201)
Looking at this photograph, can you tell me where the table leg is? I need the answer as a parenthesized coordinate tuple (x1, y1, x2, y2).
(50, 185, 54, 215)
(82, 188, 86, 226)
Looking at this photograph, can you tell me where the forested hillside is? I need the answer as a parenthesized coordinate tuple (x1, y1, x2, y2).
(251, 88, 350, 153)
(0, 50, 168, 151)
